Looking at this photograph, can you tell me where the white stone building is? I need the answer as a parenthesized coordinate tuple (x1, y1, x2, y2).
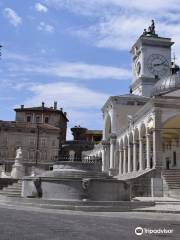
(84, 21, 180, 198)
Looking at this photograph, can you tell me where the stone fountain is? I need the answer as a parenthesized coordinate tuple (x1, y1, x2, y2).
(22, 159, 130, 201)
(22, 126, 130, 202)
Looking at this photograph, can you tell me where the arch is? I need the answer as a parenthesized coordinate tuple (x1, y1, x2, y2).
(140, 123, 146, 138)
(162, 113, 180, 126)
(161, 115, 180, 170)
(147, 117, 154, 133)
(134, 128, 139, 142)
(162, 115, 180, 128)
(104, 114, 112, 139)
(114, 150, 119, 175)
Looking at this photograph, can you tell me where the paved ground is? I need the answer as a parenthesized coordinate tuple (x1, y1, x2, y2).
(0, 204, 180, 240)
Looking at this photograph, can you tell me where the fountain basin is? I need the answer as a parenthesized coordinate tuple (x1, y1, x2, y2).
(22, 162, 130, 201)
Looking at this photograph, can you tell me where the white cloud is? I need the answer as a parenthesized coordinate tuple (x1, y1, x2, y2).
(46, 62, 131, 79)
(44, 0, 180, 15)
(25, 82, 108, 109)
(3, 8, 22, 27)
(44, 0, 180, 59)
(4, 51, 29, 61)
(22, 62, 131, 80)
(35, 3, 48, 12)
(38, 21, 55, 33)
(22, 81, 106, 137)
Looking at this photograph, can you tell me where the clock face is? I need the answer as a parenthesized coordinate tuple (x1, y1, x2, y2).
(147, 54, 169, 77)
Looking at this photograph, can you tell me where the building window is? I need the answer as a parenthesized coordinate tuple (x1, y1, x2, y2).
(41, 151, 47, 161)
(29, 137, 35, 146)
(36, 116, 40, 123)
(0, 151, 7, 159)
(45, 117, 49, 124)
(27, 116, 31, 122)
(52, 139, 56, 147)
(41, 137, 47, 147)
(1, 134, 8, 145)
(28, 151, 35, 161)
(173, 152, 177, 166)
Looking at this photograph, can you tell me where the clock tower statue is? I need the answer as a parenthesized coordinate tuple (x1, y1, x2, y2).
(130, 20, 174, 97)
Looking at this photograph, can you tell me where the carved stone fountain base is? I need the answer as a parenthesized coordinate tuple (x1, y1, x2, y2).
(22, 162, 130, 201)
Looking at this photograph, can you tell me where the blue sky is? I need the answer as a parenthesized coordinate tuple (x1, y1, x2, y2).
(0, 0, 180, 139)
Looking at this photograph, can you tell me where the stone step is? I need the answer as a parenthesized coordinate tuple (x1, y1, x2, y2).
(0, 198, 155, 211)
(0, 192, 21, 197)
(0, 180, 22, 197)
(163, 171, 180, 191)
(1, 188, 21, 193)
(6, 186, 22, 190)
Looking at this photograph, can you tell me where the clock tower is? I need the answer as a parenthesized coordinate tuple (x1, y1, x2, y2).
(130, 20, 174, 97)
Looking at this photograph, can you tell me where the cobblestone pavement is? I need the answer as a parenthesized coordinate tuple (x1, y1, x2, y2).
(0, 205, 180, 240)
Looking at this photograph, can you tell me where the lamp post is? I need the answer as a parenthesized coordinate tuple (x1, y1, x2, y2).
(58, 129, 63, 161)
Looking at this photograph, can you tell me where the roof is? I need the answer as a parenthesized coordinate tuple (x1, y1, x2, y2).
(116, 93, 149, 99)
(14, 106, 69, 121)
(151, 73, 180, 97)
(0, 121, 60, 131)
(102, 93, 149, 111)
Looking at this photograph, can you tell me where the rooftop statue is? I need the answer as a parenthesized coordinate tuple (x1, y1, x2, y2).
(143, 20, 158, 37)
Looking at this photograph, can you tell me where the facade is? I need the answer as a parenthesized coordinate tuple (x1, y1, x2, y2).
(0, 102, 68, 173)
(84, 21, 180, 197)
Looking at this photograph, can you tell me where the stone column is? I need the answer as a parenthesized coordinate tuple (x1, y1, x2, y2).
(102, 141, 110, 172)
(133, 141, 137, 172)
(153, 129, 162, 169)
(128, 144, 131, 173)
(139, 138, 143, 171)
(151, 109, 163, 197)
(146, 133, 151, 169)
(123, 147, 126, 174)
(118, 150, 123, 175)
(109, 134, 117, 175)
